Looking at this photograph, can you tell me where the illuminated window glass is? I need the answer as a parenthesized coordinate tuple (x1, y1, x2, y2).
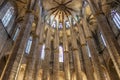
(2, 7, 14, 27)
(41, 44, 45, 59)
(52, 21, 56, 28)
(25, 36, 32, 54)
(73, 19, 76, 25)
(13, 28, 20, 41)
(59, 23, 63, 28)
(59, 46, 64, 62)
(100, 33, 106, 46)
(66, 21, 70, 28)
(111, 10, 120, 29)
(87, 44, 91, 57)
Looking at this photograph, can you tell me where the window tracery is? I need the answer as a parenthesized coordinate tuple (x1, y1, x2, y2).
(111, 10, 120, 29)
(25, 36, 33, 54)
(2, 7, 14, 27)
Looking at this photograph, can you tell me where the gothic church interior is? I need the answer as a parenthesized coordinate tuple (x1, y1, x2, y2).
(0, 0, 120, 80)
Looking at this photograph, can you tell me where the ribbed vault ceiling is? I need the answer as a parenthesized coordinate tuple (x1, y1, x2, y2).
(43, 0, 82, 29)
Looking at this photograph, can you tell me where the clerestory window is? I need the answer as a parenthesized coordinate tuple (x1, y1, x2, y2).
(41, 44, 45, 60)
(111, 10, 120, 29)
(100, 33, 106, 47)
(59, 46, 64, 62)
(87, 44, 91, 57)
(13, 27, 20, 41)
(2, 7, 14, 27)
(25, 36, 32, 54)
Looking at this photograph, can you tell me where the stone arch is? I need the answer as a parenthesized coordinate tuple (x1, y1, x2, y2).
(101, 65, 111, 80)
(81, 71, 87, 80)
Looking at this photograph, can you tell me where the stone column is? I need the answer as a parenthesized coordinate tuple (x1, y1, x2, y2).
(78, 24, 94, 80)
(42, 28, 52, 80)
(23, 34, 39, 80)
(34, 23, 44, 80)
(33, 1, 45, 79)
(87, 0, 120, 78)
(34, 43, 43, 80)
(53, 30, 59, 80)
(63, 31, 71, 80)
(2, 11, 34, 80)
(82, 18, 104, 80)
(71, 28, 82, 80)
(64, 51, 71, 80)
(2, 0, 39, 79)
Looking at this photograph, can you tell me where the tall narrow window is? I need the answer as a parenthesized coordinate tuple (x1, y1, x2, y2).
(66, 21, 70, 28)
(59, 46, 64, 62)
(25, 36, 32, 54)
(111, 10, 120, 29)
(41, 44, 45, 60)
(2, 7, 14, 27)
(87, 44, 91, 57)
(13, 27, 20, 41)
(52, 21, 56, 28)
(59, 23, 63, 28)
(100, 33, 106, 46)
(73, 19, 76, 25)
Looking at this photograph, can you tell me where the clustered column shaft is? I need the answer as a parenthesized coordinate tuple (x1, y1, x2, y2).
(71, 28, 83, 80)
(78, 24, 94, 80)
(34, 22, 44, 80)
(82, 18, 104, 80)
(42, 28, 52, 80)
(53, 30, 60, 80)
(2, 12, 34, 80)
(24, 35, 39, 80)
(87, 0, 120, 78)
(63, 31, 71, 80)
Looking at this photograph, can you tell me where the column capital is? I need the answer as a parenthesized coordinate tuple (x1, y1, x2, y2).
(64, 50, 69, 53)
(81, 43, 87, 47)
(86, 36, 93, 40)
(26, 10, 36, 16)
(45, 47, 50, 50)
(72, 48, 78, 51)
(32, 33, 39, 38)
(54, 49, 59, 53)
(93, 10, 104, 17)
(39, 42, 43, 45)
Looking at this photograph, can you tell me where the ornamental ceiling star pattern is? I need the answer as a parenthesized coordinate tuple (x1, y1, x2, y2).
(42, 0, 82, 29)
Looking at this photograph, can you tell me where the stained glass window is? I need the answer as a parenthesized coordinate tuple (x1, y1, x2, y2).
(59, 46, 64, 62)
(25, 36, 32, 54)
(111, 10, 120, 29)
(87, 44, 91, 57)
(13, 28, 20, 41)
(100, 33, 106, 46)
(66, 21, 70, 28)
(41, 44, 45, 59)
(2, 7, 14, 27)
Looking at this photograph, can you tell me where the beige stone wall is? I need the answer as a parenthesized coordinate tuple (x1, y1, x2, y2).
(0, 2, 15, 54)
(0, 22, 8, 53)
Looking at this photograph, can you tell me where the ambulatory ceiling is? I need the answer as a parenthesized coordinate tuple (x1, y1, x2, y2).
(43, 0, 82, 29)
